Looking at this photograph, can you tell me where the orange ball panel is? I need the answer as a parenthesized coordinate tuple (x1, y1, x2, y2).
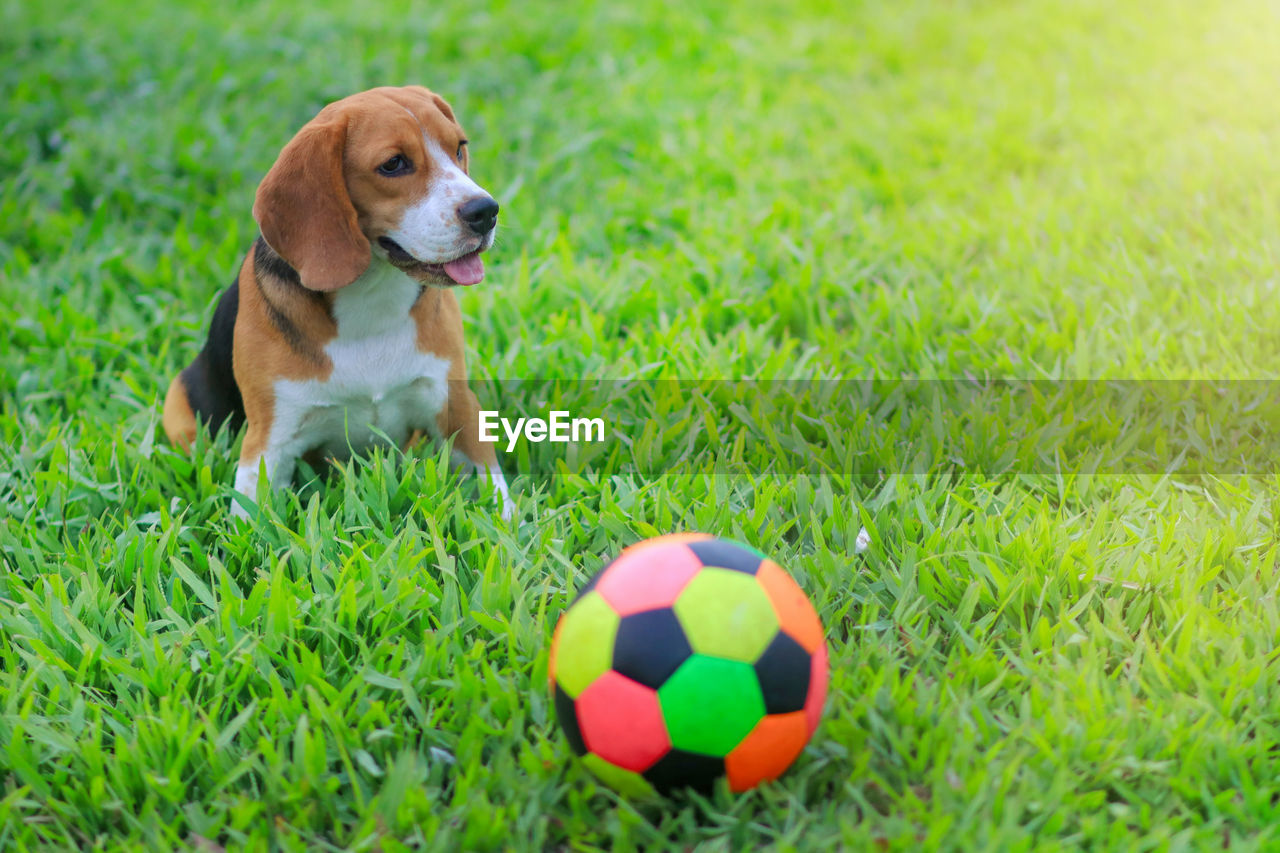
(756, 559, 824, 653)
(725, 711, 810, 792)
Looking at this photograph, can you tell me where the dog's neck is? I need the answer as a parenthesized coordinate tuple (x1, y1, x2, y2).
(252, 236, 446, 345)
(329, 257, 426, 339)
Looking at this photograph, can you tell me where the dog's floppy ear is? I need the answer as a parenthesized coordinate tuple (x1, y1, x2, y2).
(253, 115, 370, 292)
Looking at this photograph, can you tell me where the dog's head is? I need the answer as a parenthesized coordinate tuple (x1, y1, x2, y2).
(253, 85, 497, 292)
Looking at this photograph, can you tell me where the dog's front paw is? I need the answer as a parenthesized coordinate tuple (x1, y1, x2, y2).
(484, 463, 516, 523)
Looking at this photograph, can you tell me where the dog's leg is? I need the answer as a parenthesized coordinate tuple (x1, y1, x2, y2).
(231, 411, 302, 519)
(164, 279, 246, 451)
(232, 448, 299, 519)
(163, 374, 199, 451)
(438, 386, 514, 521)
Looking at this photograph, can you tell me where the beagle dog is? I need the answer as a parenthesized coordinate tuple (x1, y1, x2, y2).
(162, 85, 512, 519)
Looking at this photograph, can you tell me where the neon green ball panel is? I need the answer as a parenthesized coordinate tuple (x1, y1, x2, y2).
(553, 591, 620, 698)
(673, 568, 779, 663)
(658, 655, 766, 755)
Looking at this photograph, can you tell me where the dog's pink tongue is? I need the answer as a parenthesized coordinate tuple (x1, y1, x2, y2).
(444, 252, 485, 285)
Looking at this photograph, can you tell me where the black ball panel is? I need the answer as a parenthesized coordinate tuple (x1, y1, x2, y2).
(687, 539, 763, 575)
(753, 631, 812, 714)
(553, 682, 587, 757)
(612, 608, 693, 689)
(642, 749, 726, 795)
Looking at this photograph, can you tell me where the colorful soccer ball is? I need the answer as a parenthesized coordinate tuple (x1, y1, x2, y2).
(548, 533, 828, 796)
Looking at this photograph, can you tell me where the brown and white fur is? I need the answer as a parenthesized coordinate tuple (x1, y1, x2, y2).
(162, 86, 512, 519)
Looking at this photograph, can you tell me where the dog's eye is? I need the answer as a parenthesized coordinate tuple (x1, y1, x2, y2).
(456, 142, 467, 163)
(377, 155, 411, 176)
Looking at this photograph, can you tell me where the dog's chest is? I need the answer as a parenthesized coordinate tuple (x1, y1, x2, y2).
(273, 267, 451, 456)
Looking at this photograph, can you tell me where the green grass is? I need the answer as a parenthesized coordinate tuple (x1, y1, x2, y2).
(5, 0, 1280, 848)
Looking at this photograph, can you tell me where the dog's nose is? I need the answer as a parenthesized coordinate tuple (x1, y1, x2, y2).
(457, 197, 499, 235)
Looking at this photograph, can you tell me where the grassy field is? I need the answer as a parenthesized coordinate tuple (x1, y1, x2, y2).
(5, 0, 1280, 849)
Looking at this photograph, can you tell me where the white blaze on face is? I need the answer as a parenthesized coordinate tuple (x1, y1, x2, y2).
(386, 137, 490, 263)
